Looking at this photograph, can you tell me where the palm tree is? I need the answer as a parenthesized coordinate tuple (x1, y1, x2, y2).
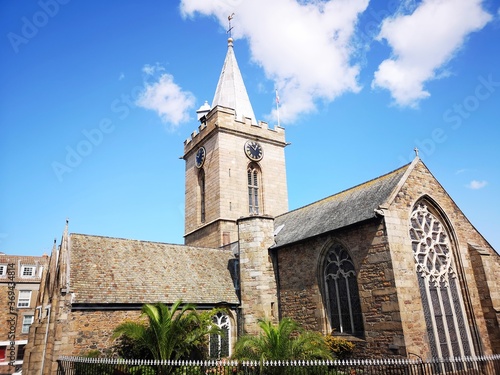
(112, 301, 218, 363)
(232, 318, 332, 362)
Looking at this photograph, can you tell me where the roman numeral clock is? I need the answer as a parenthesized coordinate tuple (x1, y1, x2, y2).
(244, 140, 263, 161)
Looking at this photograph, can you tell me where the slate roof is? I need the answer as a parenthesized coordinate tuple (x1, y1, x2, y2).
(69, 234, 239, 306)
(212, 38, 257, 125)
(273, 163, 411, 248)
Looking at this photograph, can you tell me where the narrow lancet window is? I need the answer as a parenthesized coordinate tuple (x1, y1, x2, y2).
(247, 165, 260, 214)
(199, 169, 205, 223)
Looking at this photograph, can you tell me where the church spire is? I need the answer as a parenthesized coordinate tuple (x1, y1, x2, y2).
(212, 36, 257, 125)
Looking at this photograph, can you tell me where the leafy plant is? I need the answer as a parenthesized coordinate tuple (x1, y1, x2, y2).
(324, 334, 355, 360)
(112, 301, 222, 374)
(232, 318, 333, 362)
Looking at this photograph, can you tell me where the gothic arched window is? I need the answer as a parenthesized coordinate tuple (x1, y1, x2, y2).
(324, 243, 364, 336)
(247, 164, 260, 215)
(209, 312, 231, 359)
(410, 202, 474, 359)
(199, 169, 205, 223)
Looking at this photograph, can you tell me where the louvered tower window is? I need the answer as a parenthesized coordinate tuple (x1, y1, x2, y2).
(410, 202, 474, 361)
(324, 243, 364, 336)
(199, 169, 205, 223)
(247, 165, 260, 214)
(209, 312, 231, 359)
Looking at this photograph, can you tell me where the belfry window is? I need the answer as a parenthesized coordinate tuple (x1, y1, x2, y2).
(209, 312, 231, 359)
(247, 165, 260, 214)
(410, 202, 474, 360)
(323, 243, 363, 336)
(199, 169, 205, 223)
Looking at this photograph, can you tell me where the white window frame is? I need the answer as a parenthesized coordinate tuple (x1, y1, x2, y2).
(0, 340, 27, 365)
(17, 290, 32, 308)
(0, 264, 7, 276)
(21, 315, 34, 334)
(21, 265, 36, 277)
(209, 312, 231, 359)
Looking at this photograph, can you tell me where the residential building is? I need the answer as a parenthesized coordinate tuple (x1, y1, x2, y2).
(0, 253, 47, 375)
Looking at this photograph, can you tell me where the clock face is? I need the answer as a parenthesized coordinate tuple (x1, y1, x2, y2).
(195, 146, 206, 168)
(244, 140, 263, 161)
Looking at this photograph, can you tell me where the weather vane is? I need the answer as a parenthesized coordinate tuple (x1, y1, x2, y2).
(227, 13, 235, 38)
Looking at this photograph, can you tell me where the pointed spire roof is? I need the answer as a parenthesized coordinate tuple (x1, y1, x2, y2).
(212, 38, 257, 125)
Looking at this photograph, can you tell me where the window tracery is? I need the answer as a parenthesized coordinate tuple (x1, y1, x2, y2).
(409, 202, 473, 360)
(209, 312, 231, 359)
(323, 243, 363, 336)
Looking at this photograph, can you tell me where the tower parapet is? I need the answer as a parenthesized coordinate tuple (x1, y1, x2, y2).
(184, 105, 285, 156)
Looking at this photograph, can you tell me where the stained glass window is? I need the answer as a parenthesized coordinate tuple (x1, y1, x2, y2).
(410, 202, 473, 360)
(324, 243, 363, 336)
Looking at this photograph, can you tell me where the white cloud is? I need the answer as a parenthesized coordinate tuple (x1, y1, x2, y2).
(180, 0, 369, 123)
(136, 70, 195, 128)
(466, 180, 488, 189)
(372, 0, 492, 107)
(142, 63, 165, 76)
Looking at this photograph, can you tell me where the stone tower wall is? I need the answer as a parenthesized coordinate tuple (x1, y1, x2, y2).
(237, 216, 279, 334)
(184, 107, 288, 248)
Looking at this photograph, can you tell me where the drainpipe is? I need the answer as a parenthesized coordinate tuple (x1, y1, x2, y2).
(40, 305, 51, 375)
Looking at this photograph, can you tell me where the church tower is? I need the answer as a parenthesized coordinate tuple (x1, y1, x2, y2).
(183, 37, 288, 248)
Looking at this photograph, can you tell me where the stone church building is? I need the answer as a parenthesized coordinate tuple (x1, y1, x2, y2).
(23, 37, 500, 374)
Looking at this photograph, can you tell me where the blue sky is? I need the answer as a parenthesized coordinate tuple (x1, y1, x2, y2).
(1, 0, 499, 256)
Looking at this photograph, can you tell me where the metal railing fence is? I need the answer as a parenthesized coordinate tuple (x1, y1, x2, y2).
(57, 354, 500, 375)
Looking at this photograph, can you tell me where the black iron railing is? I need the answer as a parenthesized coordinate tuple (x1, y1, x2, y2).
(57, 354, 500, 375)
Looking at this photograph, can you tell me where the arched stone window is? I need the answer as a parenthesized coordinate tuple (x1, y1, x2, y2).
(198, 169, 205, 223)
(247, 164, 261, 215)
(409, 201, 474, 359)
(323, 243, 364, 336)
(209, 312, 231, 359)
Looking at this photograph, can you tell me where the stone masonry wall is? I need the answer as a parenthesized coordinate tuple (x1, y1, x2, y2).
(238, 216, 279, 335)
(276, 218, 405, 358)
(384, 159, 499, 358)
(69, 310, 142, 356)
(468, 244, 500, 353)
(184, 107, 288, 248)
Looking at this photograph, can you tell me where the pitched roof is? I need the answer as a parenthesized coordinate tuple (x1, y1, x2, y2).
(273, 162, 412, 248)
(69, 234, 239, 306)
(212, 38, 257, 125)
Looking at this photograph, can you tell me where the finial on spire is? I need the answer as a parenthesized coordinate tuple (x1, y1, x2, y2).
(414, 147, 419, 157)
(227, 13, 235, 39)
